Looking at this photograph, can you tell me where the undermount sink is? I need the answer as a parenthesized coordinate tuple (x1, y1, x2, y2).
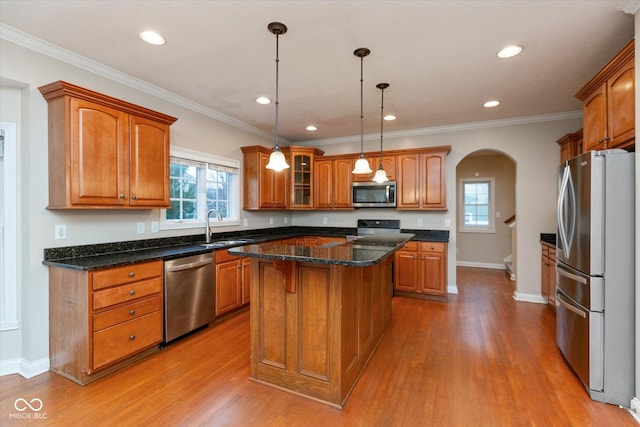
(200, 238, 254, 248)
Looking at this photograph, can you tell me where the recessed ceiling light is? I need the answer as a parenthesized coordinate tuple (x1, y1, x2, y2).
(497, 45, 522, 58)
(484, 100, 500, 108)
(384, 114, 397, 121)
(306, 125, 318, 131)
(256, 96, 271, 105)
(139, 30, 166, 46)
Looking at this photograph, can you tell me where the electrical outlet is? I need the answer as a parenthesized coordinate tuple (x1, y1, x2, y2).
(136, 222, 145, 234)
(444, 218, 451, 228)
(322, 217, 328, 225)
(417, 218, 423, 227)
(54, 224, 67, 240)
(284, 217, 288, 224)
(243, 218, 249, 227)
(151, 221, 159, 233)
(269, 217, 274, 225)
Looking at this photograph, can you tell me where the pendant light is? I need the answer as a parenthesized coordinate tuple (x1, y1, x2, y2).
(352, 48, 372, 174)
(372, 82, 390, 183)
(265, 22, 290, 171)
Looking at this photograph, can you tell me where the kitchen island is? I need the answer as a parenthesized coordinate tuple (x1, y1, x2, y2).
(228, 233, 413, 409)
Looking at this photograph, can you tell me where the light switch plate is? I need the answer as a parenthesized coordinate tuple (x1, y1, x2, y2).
(54, 224, 67, 240)
(151, 221, 159, 233)
(136, 222, 145, 234)
(444, 218, 451, 227)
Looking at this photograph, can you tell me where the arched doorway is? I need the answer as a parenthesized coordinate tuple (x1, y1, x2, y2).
(455, 149, 516, 280)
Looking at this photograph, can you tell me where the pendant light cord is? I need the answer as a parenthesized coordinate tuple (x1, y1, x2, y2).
(359, 55, 364, 158)
(275, 31, 280, 150)
(379, 86, 384, 165)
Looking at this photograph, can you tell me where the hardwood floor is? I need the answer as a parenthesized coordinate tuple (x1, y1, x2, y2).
(1, 267, 636, 426)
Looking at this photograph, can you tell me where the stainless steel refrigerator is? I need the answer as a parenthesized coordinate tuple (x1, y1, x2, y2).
(556, 149, 635, 406)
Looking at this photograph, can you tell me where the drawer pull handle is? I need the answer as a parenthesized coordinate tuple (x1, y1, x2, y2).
(119, 194, 125, 199)
(129, 310, 135, 315)
(129, 290, 136, 296)
(130, 334, 136, 340)
(131, 195, 138, 200)
(129, 272, 135, 277)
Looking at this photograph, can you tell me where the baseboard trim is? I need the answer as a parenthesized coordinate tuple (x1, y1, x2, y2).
(0, 357, 49, 378)
(512, 291, 547, 304)
(630, 397, 640, 424)
(456, 261, 506, 270)
(447, 285, 459, 295)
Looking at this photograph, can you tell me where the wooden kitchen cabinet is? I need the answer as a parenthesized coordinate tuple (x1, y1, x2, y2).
(352, 155, 397, 182)
(314, 157, 354, 209)
(49, 260, 163, 384)
(397, 150, 448, 210)
(576, 40, 634, 152)
(215, 249, 251, 316)
(557, 129, 583, 163)
(541, 243, 556, 310)
(39, 81, 176, 209)
(281, 146, 324, 209)
(241, 146, 287, 210)
(394, 241, 447, 299)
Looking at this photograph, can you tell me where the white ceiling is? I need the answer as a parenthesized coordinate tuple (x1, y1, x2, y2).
(0, 1, 635, 143)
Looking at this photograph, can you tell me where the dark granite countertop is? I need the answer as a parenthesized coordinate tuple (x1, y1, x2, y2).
(228, 233, 414, 267)
(43, 226, 446, 271)
(540, 233, 556, 247)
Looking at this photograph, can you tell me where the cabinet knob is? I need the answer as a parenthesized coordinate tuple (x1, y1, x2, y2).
(603, 136, 610, 142)
(129, 290, 136, 296)
(129, 272, 135, 277)
(131, 195, 138, 200)
(119, 194, 125, 199)
(129, 309, 136, 315)
(413, 256, 417, 260)
(129, 334, 136, 340)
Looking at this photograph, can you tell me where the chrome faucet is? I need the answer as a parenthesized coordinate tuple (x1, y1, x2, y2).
(205, 208, 223, 243)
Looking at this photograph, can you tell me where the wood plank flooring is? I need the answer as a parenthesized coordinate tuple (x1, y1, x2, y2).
(1, 267, 636, 426)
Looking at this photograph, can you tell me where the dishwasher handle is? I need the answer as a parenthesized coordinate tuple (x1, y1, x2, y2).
(165, 258, 212, 273)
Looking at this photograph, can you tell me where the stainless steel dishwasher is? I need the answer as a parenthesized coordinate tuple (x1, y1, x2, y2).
(163, 253, 215, 343)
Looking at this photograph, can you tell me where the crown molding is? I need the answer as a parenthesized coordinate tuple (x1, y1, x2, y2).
(618, 0, 640, 14)
(0, 23, 279, 142)
(295, 110, 583, 147)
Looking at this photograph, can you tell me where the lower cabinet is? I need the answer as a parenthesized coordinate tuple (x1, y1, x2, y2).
(394, 241, 447, 299)
(49, 260, 164, 385)
(215, 249, 251, 316)
(541, 243, 556, 309)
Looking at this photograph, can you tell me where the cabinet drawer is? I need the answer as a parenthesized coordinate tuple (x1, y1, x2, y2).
(542, 245, 549, 257)
(93, 277, 162, 310)
(420, 242, 445, 253)
(549, 247, 556, 260)
(93, 311, 162, 370)
(400, 241, 419, 251)
(93, 295, 163, 331)
(92, 260, 162, 290)
(215, 249, 239, 264)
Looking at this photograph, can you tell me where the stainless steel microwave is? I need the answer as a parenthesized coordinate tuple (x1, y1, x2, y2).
(352, 181, 397, 207)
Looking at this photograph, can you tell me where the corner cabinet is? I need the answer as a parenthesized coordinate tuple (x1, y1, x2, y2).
(397, 149, 448, 210)
(241, 146, 287, 210)
(49, 260, 164, 385)
(38, 81, 177, 209)
(281, 146, 324, 209)
(576, 39, 634, 152)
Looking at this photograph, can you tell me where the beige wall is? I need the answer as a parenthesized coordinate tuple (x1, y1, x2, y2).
(455, 152, 516, 267)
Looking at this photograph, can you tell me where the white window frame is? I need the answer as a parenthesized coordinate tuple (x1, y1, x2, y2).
(1, 122, 19, 331)
(160, 146, 240, 230)
(459, 177, 495, 233)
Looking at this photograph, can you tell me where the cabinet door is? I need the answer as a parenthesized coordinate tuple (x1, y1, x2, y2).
(70, 98, 128, 206)
(394, 250, 419, 292)
(397, 154, 420, 209)
(333, 159, 353, 208)
(541, 254, 549, 301)
(259, 153, 274, 208)
(272, 165, 287, 208)
(352, 155, 377, 182)
(314, 160, 333, 208)
(582, 85, 607, 152)
(607, 60, 635, 149)
(547, 250, 556, 307)
(129, 115, 170, 207)
(422, 153, 446, 209)
(420, 252, 446, 296)
(241, 258, 251, 305)
(216, 260, 242, 316)
(291, 154, 313, 208)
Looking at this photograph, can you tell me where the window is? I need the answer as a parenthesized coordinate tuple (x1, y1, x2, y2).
(161, 147, 240, 229)
(459, 177, 495, 233)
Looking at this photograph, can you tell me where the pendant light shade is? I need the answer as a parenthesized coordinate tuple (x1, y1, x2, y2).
(372, 82, 389, 183)
(352, 48, 372, 175)
(265, 22, 290, 171)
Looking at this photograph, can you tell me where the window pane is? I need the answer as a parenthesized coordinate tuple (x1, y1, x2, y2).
(166, 200, 181, 220)
(182, 201, 197, 219)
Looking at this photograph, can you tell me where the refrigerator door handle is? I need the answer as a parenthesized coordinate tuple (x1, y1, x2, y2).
(557, 265, 587, 284)
(557, 165, 570, 256)
(557, 292, 587, 319)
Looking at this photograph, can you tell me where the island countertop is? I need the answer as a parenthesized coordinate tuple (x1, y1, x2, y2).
(228, 233, 415, 266)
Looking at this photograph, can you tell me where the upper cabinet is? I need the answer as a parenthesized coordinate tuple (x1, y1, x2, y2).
(281, 146, 324, 209)
(314, 157, 354, 210)
(241, 146, 287, 210)
(557, 129, 583, 164)
(576, 40, 634, 152)
(39, 81, 177, 209)
(397, 149, 449, 210)
(352, 155, 397, 182)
